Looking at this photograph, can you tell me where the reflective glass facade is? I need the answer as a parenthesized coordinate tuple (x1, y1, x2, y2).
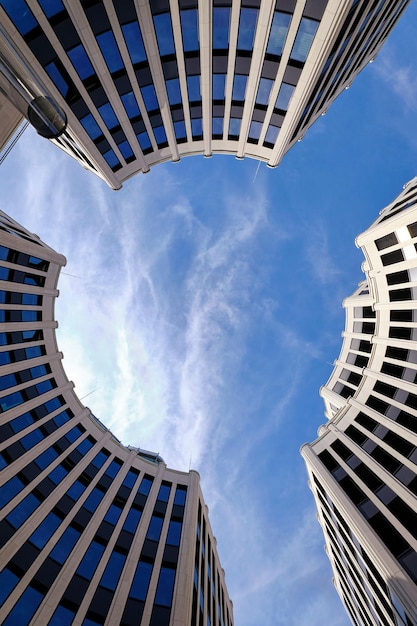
(0, 0, 409, 188)
(0, 210, 233, 626)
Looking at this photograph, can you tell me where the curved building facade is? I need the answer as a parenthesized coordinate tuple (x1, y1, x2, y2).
(0, 210, 233, 626)
(0, 0, 410, 188)
(302, 178, 417, 626)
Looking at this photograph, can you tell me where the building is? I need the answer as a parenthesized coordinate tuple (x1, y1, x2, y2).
(0, 210, 233, 626)
(302, 178, 417, 626)
(0, 0, 410, 189)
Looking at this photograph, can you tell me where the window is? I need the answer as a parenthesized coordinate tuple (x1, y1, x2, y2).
(67, 44, 95, 80)
(256, 78, 273, 106)
(232, 75, 247, 101)
(77, 540, 105, 580)
(154, 566, 176, 607)
(266, 11, 291, 57)
(153, 13, 175, 56)
(146, 515, 164, 542)
(181, 9, 199, 52)
(129, 560, 153, 601)
(122, 22, 147, 65)
(99, 550, 126, 590)
(276, 83, 295, 111)
(290, 18, 319, 63)
(97, 31, 124, 73)
(237, 8, 258, 51)
(213, 8, 230, 49)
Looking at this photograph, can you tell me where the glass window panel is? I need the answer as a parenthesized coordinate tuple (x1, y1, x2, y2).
(213, 8, 230, 49)
(105, 460, 122, 478)
(158, 483, 171, 502)
(237, 8, 258, 51)
(0, 568, 19, 606)
(275, 82, 295, 111)
(266, 11, 291, 56)
(232, 75, 247, 101)
(75, 437, 93, 455)
(98, 103, 118, 129)
(30, 512, 61, 548)
(121, 92, 140, 118)
(153, 126, 167, 145)
(1, 0, 37, 35)
(130, 560, 153, 601)
(38, 0, 64, 18)
(0, 351, 10, 365)
(166, 78, 182, 106)
(66, 479, 86, 501)
(21, 427, 43, 450)
(2, 585, 43, 626)
(118, 140, 134, 159)
(91, 450, 109, 468)
(44, 62, 70, 97)
(173, 487, 187, 506)
(181, 9, 199, 52)
(166, 520, 182, 546)
(84, 487, 105, 512)
(191, 118, 202, 137)
(137, 132, 152, 151)
(146, 515, 164, 541)
(103, 149, 119, 168)
(104, 503, 123, 525)
(100, 551, 126, 590)
(187, 75, 200, 102)
(174, 120, 186, 140)
(36, 379, 53, 394)
(0, 390, 23, 413)
(249, 120, 262, 140)
(22, 293, 41, 305)
(153, 13, 175, 56)
(122, 22, 147, 64)
(49, 605, 76, 626)
(7, 492, 39, 527)
(50, 526, 81, 563)
(49, 464, 68, 485)
(256, 78, 273, 106)
(213, 74, 226, 101)
(154, 567, 176, 607)
(138, 476, 153, 495)
(0, 476, 24, 507)
(21, 310, 38, 321)
(290, 18, 319, 63)
(123, 507, 142, 533)
(123, 470, 138, 489)
(35, 446, 58, 470)
(212, 117, 223, 136)
(67, 44, 95, 80)
(265, 124, 279, 145)
(77, 540, 105, 579)
(141, 84, 159, 111)
(97, 31, 124, 73)
(228, 118, 241, 137)
(0, 372, 16, 390)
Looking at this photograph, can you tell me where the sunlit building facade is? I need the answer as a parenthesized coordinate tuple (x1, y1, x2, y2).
(0, 0, 410, 188)
(0, 210, 233, 626)
(302, 178, 417, 626)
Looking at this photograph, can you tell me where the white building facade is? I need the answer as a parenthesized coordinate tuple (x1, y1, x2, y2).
(302, 178, 417, 626)
(0, 0, 410, 188)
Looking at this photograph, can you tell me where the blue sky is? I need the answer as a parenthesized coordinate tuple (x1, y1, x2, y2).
(1, 4, 417, 625)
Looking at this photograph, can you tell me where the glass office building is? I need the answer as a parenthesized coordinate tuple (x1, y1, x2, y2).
(0, 0, 410, 188)
(0, 210, 233, 626)
(302, 179, 417, 626)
